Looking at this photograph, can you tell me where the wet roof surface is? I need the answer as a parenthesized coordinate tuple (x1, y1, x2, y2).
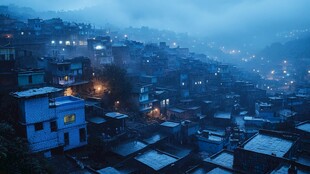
(143, 132, 167, 144)
(158, 144, 191, 158)
(207, 151, 234, 168)
(12, 87, 62, 98)
(296, 122, 310, 133)
(188, 167, 208, 174)
(54, 96, 82, 106)
(270, 165, 308, 174)
(134, 150, 178, 171)
(97, 167, 120, 174)
(105, 112, 128, 119)
(214, 112, 231, 119)
(169, 108, 185, 113)
(207, 167, 233, 174)
(112, 140, 147, 157)
(160, 121, 180, 127)
(244, 134, 293, 157)
(88, 117, 106, 124)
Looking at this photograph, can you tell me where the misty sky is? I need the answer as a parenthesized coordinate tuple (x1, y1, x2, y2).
(2, 0, 310, 40)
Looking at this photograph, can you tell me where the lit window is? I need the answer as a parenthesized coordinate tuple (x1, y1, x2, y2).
(64, 114, 76, 124)
(64, 76, 68, 81)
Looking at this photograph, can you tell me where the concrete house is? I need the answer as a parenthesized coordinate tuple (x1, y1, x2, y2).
(11, 87, 87, 156)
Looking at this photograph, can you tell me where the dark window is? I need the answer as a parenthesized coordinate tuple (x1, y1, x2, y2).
(64, 132, 69, 145)
(50, 121, 57, 132)
(28, 75, 32, 83)
(34, 122, 43, 131)
(79, 128, 86, 142)
(9, 54, 14, 60)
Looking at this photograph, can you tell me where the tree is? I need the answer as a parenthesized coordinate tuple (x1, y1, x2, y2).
(97, 64, 133, 110)
(0, 122, 49, 174)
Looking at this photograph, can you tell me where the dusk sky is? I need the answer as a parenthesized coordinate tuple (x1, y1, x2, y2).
(2, 0, 310, 38)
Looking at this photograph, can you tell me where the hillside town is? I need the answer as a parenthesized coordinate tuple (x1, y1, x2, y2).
(0, 5, 309, 174)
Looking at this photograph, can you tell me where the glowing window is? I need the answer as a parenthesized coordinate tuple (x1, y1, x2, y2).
(64, 114, 75, 124)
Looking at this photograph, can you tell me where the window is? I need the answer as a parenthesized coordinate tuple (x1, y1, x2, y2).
(64, 132, 69, 145)
(28, 75, 32, 83)
(64, 114, 76, 124)
(79, 128, 86, 142)
(34, 122, 43, 131)
(50, 121, 57, 132)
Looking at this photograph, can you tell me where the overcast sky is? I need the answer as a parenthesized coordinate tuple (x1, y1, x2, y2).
(2, 0, 310, 40)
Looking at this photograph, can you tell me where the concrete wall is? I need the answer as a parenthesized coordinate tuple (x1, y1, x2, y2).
(26, 121, 59, 152)
(23, 97, 56, 124)
(20, 95, 87, 153)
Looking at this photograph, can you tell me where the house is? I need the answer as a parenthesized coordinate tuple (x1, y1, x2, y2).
(87, 36, 113, 65)
(0, 47, 16, 93)
(17, 69, 45, 89)
(111, 139, 148, 158)
(295, 121, 310, 151)
(233, 130, 299, 174)
(132, 83, 158, 114)
(197, 130, 228, 155)
(11, 87, 87, 156)
(213, 112, 232, 126)
(204, 150, 235, 171)
(134, 149, 178, 173)
(103, 112, 128, 136)
(133, 146, 191, 174)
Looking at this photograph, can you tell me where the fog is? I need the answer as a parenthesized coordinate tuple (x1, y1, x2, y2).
(2, 0, 310, 46)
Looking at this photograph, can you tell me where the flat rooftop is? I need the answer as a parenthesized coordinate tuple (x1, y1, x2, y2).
(214, 112, 231, 119)
(87, 117, 106, 124)
(187, 167, 208, 174)
(270, 165, 309, 174)
(12, 87, 62, 98)
(160, 121, 180, 128)
(243, 133, 294, 157)
(157, 144, 192, 159)
(207, 167, 233, 174)
(143, 132, 168, 144)
(169, 108, 185, 113)
(259, 102, 272, 107)
(134, 150, 178, 171)
(111, 140, 147, 157)
(97, 167, 120, 174)
(296, 121, 310, 133)
(105, 112, 128, 119)
(206, 150, 234, 168)
(54, 96, 83, 106)
(269, 96, 283, 100)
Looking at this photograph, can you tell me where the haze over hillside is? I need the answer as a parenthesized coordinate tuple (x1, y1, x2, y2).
(2, 0, 310, 50)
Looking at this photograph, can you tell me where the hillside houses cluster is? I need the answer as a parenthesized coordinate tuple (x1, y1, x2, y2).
(0, 7, 309, 174)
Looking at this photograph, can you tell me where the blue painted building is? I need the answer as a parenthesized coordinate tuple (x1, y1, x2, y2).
(11, 87, 87, 155)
